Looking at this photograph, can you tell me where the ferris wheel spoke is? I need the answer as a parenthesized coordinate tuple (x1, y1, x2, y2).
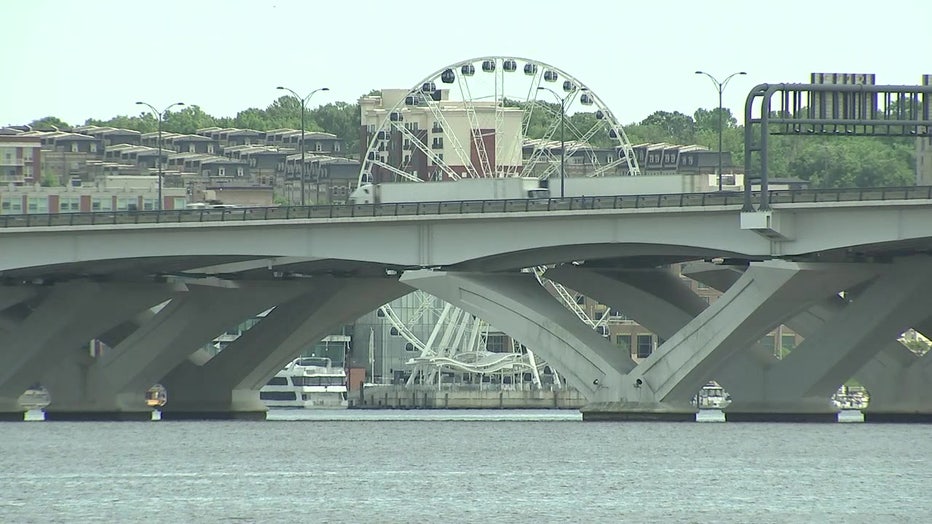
(394, 121, 465, 181)
(456, 74, 495, 177)
(415, 88, 479, 179)
(370, 158, 422, 182)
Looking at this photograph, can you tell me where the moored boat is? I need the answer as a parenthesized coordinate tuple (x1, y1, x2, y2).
(260, 357, 348, 409)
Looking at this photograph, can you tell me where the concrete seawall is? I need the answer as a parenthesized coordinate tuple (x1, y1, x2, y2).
(351, 385, 586, 409)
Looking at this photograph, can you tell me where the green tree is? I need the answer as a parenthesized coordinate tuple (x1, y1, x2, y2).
(637, 110, 697, 144)
(84, 113, 156, 133)
(163, 105, 217, 134)
(313, 102, 361, 156)
(28, 116, 70, 130)
(780, 137, 914, 188)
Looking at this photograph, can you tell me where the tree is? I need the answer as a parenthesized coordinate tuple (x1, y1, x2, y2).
(780, 137, 914, 188)
(163, 105, 217, 134)
(28, 116, 70, 130)
(313, 102, 361, 156)
(637, 111, 697, 144)
(84, 114, 156, 133)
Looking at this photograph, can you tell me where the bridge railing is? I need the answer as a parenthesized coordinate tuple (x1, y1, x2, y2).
(2, 185, 932, 228)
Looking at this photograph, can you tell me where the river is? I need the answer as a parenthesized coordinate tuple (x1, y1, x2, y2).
(1, 409, 929, 522)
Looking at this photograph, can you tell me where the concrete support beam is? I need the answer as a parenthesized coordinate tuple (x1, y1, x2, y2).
(159, 277, 409, 420)
(859, 316, 932, 422)
(43, 281, 308, 421)
(583, 260, 875, 421)
(544, 265, 775, 420)
(0, 281, 173, 421)
(400, 270, 634, 400)
(687, 258, 932, 423)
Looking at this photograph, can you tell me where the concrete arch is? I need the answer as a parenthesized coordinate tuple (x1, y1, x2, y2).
(399, 270, 634, 399)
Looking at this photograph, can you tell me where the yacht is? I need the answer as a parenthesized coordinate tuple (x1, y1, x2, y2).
(259, 357, 348, 409)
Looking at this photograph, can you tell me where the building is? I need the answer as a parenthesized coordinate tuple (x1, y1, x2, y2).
(359, 89, 525, 182)
(918, 75, 932, 185)
(0, 175, 187, 213)
(0, 133, 42, 185)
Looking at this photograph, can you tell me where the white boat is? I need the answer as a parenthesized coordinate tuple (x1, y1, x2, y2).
(260, 357, 348, 409)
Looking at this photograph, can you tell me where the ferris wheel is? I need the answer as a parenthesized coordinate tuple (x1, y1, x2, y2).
(364, 56, 640, 385)
(359, 55, 640, 185)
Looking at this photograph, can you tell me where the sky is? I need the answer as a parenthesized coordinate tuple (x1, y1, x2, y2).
(3, 0, 931, 128)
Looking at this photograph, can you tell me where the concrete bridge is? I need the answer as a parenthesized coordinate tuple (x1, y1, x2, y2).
(2, 189, 932, 421)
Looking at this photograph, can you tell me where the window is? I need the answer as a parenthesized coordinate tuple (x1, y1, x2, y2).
(334, 142, 341, 152)
(92, 198, 114, 211)
(189, 144, 196, 153)
(259, 391, 297, 401)
(1, 197, 23, 214)
(27, 197, 48, 214)
(116, 197, 137, 211)
(70, 142, 78, 153)
(207, 144, 214, 154)
(615, 334, 631, 353)
(315, 143, 322, 152)
(266, 377, 288, 386)
(237, 167, 244, 177)
(636, 334, 653, 359)
(89, 143, 98, 153)
(218, 167, 225, 177)
(60, 196, 80, 213)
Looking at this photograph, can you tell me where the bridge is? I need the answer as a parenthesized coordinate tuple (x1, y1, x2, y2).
(2, 187, 932, 422)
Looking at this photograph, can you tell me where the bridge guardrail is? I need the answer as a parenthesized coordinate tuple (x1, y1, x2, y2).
(2, 186, 932, 229)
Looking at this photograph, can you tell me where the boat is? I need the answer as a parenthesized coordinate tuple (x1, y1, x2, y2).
(259, 357, 348, 409)
(146, 384, 167, 408)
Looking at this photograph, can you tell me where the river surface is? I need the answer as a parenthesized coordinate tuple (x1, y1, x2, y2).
(1, 409, 930, 523)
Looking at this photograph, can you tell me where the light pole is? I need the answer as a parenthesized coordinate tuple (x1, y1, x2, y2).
(538, 86, 586, 198)
(136, 101, 184, 210)
(276, 86, 329, 206)
(695, 70, 746, 191)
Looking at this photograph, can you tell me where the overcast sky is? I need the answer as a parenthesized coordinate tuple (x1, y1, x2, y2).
(3, 0, 930, 128)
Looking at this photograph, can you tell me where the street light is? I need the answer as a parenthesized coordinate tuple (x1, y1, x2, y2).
(136, 101, 184, 210)
(695, 70, 746, 191)
(538, 86, 586, 199)
(276, 86, 329, 206)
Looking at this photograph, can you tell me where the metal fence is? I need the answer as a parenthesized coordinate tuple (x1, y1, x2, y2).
(3, 186, 932, 228)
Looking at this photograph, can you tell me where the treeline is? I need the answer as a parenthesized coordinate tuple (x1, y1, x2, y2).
(27, 97, 917, 189)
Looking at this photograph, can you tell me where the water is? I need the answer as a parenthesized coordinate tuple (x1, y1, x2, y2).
(2, 409, 930, 523)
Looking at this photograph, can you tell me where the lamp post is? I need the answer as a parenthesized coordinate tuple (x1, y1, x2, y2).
(276, 86, 329, 206)
(136, 101, 184, 210)
(694, 71, 746, 191)
(538, 86, 586, 199)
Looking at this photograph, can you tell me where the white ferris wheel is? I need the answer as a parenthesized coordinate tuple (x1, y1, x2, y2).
(360, 56, 641, 386)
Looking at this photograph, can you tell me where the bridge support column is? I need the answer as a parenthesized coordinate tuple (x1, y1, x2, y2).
(584, 260, 874, 421)
(400, 270, 635, 406)
(158, 277, 409, 420)
(43, 280, 308, 421)
(0, 281, 173, 421)
(686, 258, 932, 422)
(543, 265, 772, 420)
(858, 316, 932, 423)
